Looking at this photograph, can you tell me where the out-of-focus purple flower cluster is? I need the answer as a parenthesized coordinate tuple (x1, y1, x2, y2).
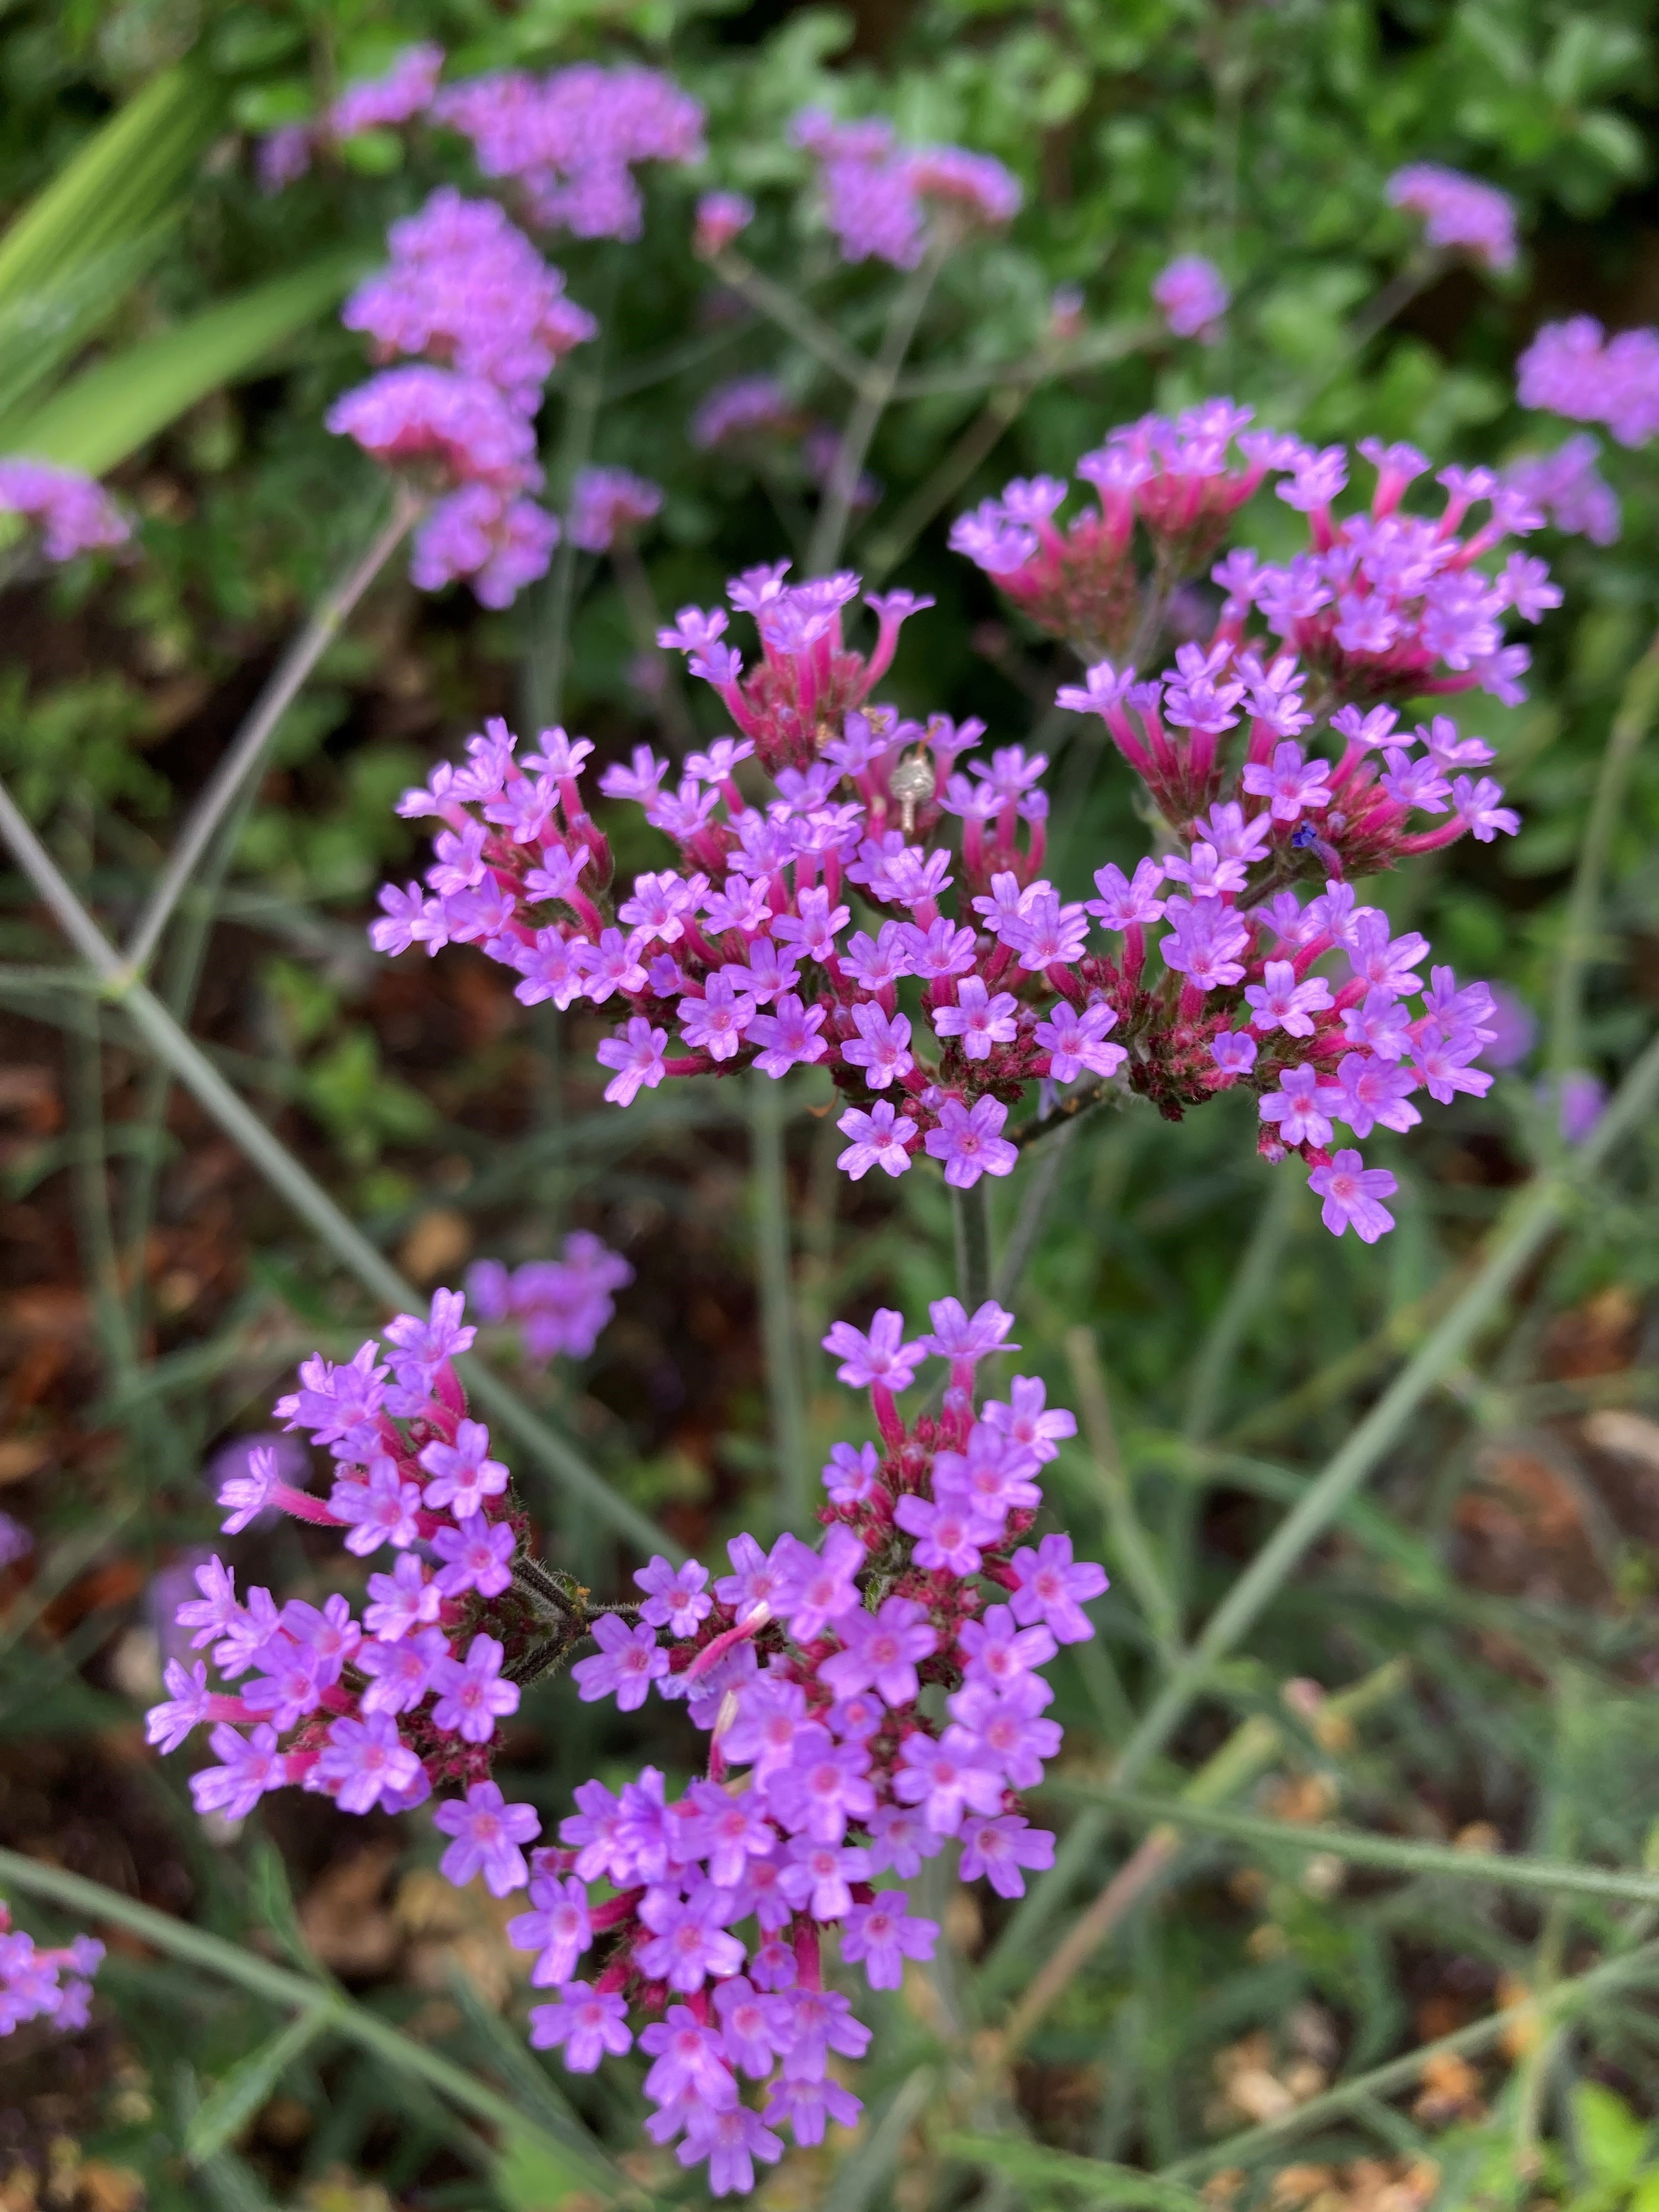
(790, 109, 1020, 268)
(433, 63, 704, 240)
(1502, 434, 1620, 547)
(0, 459, 128, 564)
(954, 405, 1549, 707)
(690, 377, 803, 454)
(145, 1273, 610, 1872)
(568, 465, 664, 554)
(1386, 162, 1517, 272)
(1, 1902, 101, 2036)
(1517, 316, 1659, 450)
(258, 43, 445, 190)
(519, 1296, 1099, 2194)
(0, 1511, 32, 1569)
(466, 1234, 635, 1365)
(1152, 255, 1228, 342)
(330, 184, 600, 607)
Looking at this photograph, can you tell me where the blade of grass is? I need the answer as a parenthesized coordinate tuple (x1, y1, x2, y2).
(3, 253, 365, 475)
(1050, 1784, 1659, 1910)
(1063, 1327, 1181, 1654)
(185, 2008, 334, 2164)
(1181, 1171, 1301, 1445)
(940, 2133, 1207, 2210)
(983, 1022, 1659, 1987)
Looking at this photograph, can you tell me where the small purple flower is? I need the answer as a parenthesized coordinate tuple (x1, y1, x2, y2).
(433, 1780, 541, 1895)
(430, 1633, 519, 1742)
(329, 1458, 425, 1555)
(597, 1017, 668, 1105)
(364, 1551, 442, 1641)
(782, 1526, 865, 1641)
(636, 1886, 746, 1993)
(923, 1096, 1019, 1188)
(958, 1814, 1057, 1898)
(840, 1895, 938, 1989)
(764, 1734, 875, 1844)
(419, 1419, 509, 1517)
(530, 1980, 633, 2069)
(189, 1723, 287, 1820)
(315, 1711, 426, 1815)
(639, 2005, 737, 2107)
(357, 1626, 448, 1715)
(572, 1615, 669, 1710)
(1259, 1064, 1335, 1149)
(144, 1660, 213, 1753)
(634, 1555, 713, 1635)
(836, 1101, 916, 1179)
(933, 977, 1020, 1062)
(821, 1309, 924, 1391)
(840, 1002, 915, 1088)
(819, 1596, 938, 1708)
(1307, 1149, 1398, 1242)
(1007, 1533, 1108, 1643)
(712, 1976, 788, 2078)
(431, 1513, 516, 1598)
(892, 1731, 1003, 1833)
(893, 1492, 999, 1576)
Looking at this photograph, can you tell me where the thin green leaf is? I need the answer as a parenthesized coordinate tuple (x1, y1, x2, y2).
(494, 2128, 607, 2212)
(443, 1961, 622, 2190)
(0, 67, 222, 311)
(184, 2008, 332, 2164)
(1, 255, 364, 474)
(940, 2132, 1209, 2209)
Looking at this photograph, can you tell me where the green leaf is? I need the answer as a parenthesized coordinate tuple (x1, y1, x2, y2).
(184, 2007, 332, 2164)
(0, 66, 223, 315)
(1573, 2082, 1653, 2185)
(939, 2134, 1209, 2209)
(0, 254, 364, 473)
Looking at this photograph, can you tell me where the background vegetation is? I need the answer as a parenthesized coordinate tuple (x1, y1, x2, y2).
(5, 0, 1659, 2207)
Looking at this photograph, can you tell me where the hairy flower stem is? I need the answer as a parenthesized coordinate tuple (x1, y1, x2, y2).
(952, 1179, 994, 1313)
(808, 238, 947, 577)
(124, 485, 422, 979)
(749, 1073, 811, 1530)
(984, 1020, 1659, 1986)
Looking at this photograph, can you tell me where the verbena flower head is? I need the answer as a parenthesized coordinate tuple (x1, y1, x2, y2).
(791, 109, 1020, 268)
(467, 1235, 635, 1364)
(256, 42, 445, 189)
(568, 466, 664, 553)
(343, 188, 595, 409)
(1503, 435, 1620, 546)
(143, 1271, 637, 1852)
(0, 459, 128, 563)
(693, 190, 754, 258)
(690, 376, 802, 453)
(373, 460, 1525, 1239)
(433, 64, 704, 239)
(1516, 316, 1659, 449)
(0, 1903, 103, 2036)
(0, 1512, 31, 1569)
(522, 1297, 1097, 2193)
(1152, 254, 1228, 342)
(1386, 162, 1517, 272)
(954, 406, 1545, 704)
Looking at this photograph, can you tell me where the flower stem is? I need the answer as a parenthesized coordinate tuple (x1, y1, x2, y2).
(749, 1073, 810, 1531)
(952, 1178, 994, 1313)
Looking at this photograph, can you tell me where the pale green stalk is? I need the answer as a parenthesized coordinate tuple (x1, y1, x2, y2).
(952, 1178, 994, 1313)
(749, 1073, 810, 1530)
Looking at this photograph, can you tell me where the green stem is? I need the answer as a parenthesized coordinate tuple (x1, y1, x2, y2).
(0, 1846, 629, 2198)
(0, 772, 678, 1562)
(1063, 1326, 1181, 1652)
(529, 360, 605, 729)
(952, 1178, 994, 1314)
(1049, 1784, 1659, 1910)
(983, 1024, 1659, 1983)
(807, 241, 946, 577)
(862, 381, 1027, 585)
(710, 248, 873, 392)
(123, 487, 421, 979)
(749, 1074, 810, 1530)
(1549, 625, 1659, 1091)
(1182, 1171, 1301, 1443)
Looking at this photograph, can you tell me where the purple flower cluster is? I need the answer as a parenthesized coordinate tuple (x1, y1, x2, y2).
(790, 109, 1020, 268)
(0, 459, 128, 563)
(568, 465, 664, 554)
(433, 64, 704, 240)
(257, 43, 446, 191)
(1152, 255, 1229, 342)
(466, 1234, 635, 1365)
(331, 187, 596, 608)
(1, 1902, 101, 2035)
(368, 520, 1518, 1235)
(147, 1286, 561, 1871)
(1516, 316, 1659, 449)
(1386, 162, 1517, 272)
(690, 377, 802, 453)
(518, 1296, 1099, 2194)
(0, 1511, 32, 1568)
(1503, 435, 1620, 547)
(956, 407, 1548, 708)
(693, 190, 755, 259)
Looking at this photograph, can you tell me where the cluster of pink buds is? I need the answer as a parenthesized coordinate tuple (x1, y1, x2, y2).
(522, 1296, 1100, 2194)
(146, 1285, 593, 1861)
(0, 1905, 102, 2036)
(329, 185, 599, 608)
(951, 406, 1550, 702)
